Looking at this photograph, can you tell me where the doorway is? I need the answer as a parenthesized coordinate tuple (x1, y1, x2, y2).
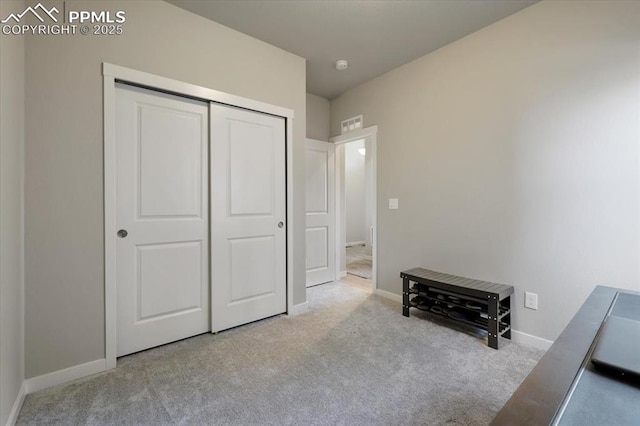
(330, 126, 378, 289)
(113, 84, 287, 357)
(103, 63, 295, 369)
(343, 139, 372, 280)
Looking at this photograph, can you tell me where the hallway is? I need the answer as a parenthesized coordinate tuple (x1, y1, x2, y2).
(346, 244, 372, 279)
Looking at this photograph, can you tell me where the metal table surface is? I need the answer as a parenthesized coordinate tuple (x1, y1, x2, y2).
(492, 286, 640, 425)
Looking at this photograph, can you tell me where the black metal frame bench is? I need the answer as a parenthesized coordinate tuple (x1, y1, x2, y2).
(401, 267, 514, 349)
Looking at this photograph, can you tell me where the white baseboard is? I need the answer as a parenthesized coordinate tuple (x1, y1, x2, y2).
(375, 289, 402, 304)
(288, 301, 309, 316)
(511, 329, 553, 351)
(346, 241, 365, 247)
(26, 358, 106, 394)
(337, 271, 347, 279)
(5, 381, 27, 426)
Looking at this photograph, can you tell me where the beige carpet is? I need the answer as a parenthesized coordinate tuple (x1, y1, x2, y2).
(17, 279, 544, 425)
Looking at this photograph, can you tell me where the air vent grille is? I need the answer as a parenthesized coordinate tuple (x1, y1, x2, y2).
(341, 115, 363, 134)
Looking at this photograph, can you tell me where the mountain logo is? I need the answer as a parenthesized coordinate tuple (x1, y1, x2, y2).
(1, 3, 59, 24)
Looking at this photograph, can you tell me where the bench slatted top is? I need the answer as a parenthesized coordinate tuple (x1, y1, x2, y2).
(401, 267, 514, 300)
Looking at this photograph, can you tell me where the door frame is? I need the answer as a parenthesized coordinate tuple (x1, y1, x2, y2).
(329, 125, 378, 289)
(103, 63, 295, 370)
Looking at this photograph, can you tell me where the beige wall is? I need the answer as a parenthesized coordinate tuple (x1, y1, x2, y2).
(330, 0, 640, 341)
(306, 93, 330, 141)
(25, 0, 306, 378)
(0, 1, 25, 422)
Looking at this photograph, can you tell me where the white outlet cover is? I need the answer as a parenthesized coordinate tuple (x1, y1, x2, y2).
(389, 198, 399, 209)
(525, 291, 538, 310)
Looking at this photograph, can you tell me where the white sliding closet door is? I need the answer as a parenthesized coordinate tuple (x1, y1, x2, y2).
(115, 84, 210, 357)
(210, 103, 287, 332)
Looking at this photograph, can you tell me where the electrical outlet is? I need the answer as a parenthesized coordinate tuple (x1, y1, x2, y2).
(525, 292, 538, 310)
(389, 198, 399, 209)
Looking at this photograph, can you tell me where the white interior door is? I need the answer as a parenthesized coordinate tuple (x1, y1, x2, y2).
(210, 103, 286, 332)
(305, 139, 336, 286)
(115, 84, 210, 357)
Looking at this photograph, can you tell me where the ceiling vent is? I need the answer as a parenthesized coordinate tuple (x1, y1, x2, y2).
(341, 115, 363, 134)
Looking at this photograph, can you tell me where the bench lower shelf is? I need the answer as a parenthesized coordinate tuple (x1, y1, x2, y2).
(409, 300, 512, 335)
(401, 268, 514, 349)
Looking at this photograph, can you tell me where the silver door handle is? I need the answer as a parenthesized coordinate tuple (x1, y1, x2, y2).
(117, 229, 128, 238)
(278, 221, 284, 228)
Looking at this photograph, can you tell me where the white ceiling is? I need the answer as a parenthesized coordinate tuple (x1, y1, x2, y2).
(167, 0, 537, 100)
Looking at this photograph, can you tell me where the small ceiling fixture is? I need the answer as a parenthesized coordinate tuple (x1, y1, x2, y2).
(335, 60, 348, 71)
